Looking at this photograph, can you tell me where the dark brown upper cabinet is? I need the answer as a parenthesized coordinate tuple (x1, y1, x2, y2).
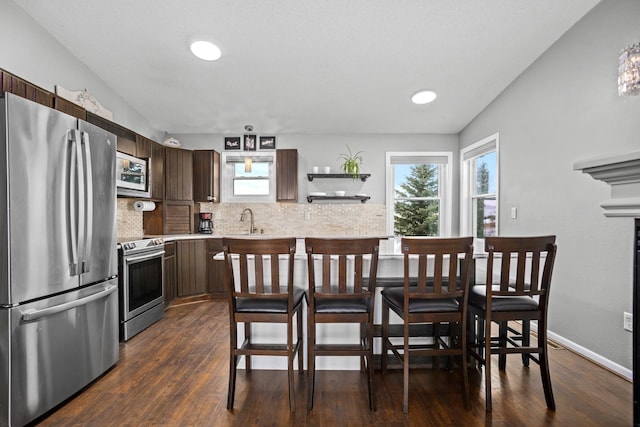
(276, 149, 298, 202)
(192, 150, 220, 203)
(1, 70, 53, 108)
(164, 147, 193, 201)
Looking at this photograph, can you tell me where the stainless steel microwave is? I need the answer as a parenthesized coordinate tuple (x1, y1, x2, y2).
(116, 151, 150, 198)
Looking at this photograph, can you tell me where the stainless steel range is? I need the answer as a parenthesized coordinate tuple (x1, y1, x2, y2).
(118, 238, 165, 341)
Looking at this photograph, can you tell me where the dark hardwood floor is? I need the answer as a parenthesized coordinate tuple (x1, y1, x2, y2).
(33, 300, 632, 426)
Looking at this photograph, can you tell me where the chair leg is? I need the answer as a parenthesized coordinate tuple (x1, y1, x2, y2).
(498, 321, 507, 371)
(244, 322, 252, 371)
(366, 319, 376, 411)
(360, 323, 366, 372)
(381, 300, 389, 374)
(538, 320, 556, 410)
(477, 314, 485, 360)
(521, 320, 531, 367)
(484, 317, 493, 412)
(297, 307, 304, 372)
(433, 322, 440, 370)
(227, 322, 238, 410)
(403, 321, 410, 414)
(307, 316, 316, 412)
(287, 316, 296, 412)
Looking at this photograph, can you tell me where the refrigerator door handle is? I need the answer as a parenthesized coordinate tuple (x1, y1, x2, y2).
(67, 129, 80, 276)
(20, 284, 117, 322)
(74, 129, 86, 276)
(80, 131, 93, 273)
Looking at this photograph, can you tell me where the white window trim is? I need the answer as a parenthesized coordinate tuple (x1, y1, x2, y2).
(221, 151, 277, 203)
(460, 133, 500, 241)
(385, 151, 453, 237)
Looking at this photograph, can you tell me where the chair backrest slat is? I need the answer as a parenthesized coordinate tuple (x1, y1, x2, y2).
(255, 254, 264, 293)
(338, 254, 347, 293)
(417, 254, 428, 291)
(354, 255, 363, 293)
(239, 255, 249, 293)
(322, 254, 331, 292)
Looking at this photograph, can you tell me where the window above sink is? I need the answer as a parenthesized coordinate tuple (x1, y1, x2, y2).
(221, 152, 276, 203)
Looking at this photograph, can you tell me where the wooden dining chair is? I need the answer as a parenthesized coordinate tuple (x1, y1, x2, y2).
(468, 235, 557, 412)
(380, 237, 474, 413)
(305, 237, 380, 412)
(223, 237, 304, 412)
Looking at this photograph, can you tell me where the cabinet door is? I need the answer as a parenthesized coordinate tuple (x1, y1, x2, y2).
(276, 149, 298, 202)
(163, 242, 177, 306)
(177, 240, 207, 297)
(135, 135, 152, 158)
(117, 136, 137, 156)
(165, 148, 193, 201)
(206, 239, 226, 298)
(150, 142, 165, 200)
(1, 71, 54, 108)
(163, 200, 193, 235)
(193, 150, 220, 203)
(53, 96, 87, 120)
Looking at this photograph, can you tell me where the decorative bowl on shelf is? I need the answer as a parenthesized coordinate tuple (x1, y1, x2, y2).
(309, 192, 326, 196)
(334, 190, 346, 197)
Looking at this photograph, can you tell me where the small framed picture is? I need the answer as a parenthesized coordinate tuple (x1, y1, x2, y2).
(259, 136, 276, 150)
(243, 134, 257, 151)
(224, 137, 241, 150)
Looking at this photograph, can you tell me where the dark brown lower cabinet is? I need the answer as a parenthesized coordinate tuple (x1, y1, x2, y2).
(206, 239, 226, 299)
(176, 240, 207, 297)
(163, 241, 177, 306)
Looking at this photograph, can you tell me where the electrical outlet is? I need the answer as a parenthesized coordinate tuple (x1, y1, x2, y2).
(624, 312, 633, 332)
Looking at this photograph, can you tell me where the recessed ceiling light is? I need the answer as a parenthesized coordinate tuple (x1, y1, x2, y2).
(411, 90, 437, 105)
(190, 41, 221, 61)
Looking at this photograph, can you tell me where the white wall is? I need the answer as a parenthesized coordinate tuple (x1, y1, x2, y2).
(460, 0, 640, 371)
(0, 0, 161, 141)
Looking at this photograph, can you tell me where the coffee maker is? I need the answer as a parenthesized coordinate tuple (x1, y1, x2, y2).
(198, 212, 213, 234)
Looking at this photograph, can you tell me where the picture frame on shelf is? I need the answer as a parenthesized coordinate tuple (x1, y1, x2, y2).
(259, 136, 276, 150)
(244, 134, 257, 151)
(224, 137, 241, 150)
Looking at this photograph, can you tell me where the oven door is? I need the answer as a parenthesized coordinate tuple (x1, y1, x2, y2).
(121, 248, 165, 321)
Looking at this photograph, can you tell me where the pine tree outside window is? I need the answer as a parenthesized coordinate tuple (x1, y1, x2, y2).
(386, 152, 452, 237)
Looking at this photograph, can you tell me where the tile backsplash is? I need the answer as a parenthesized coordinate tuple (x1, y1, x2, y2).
(117, 199, 386, 239)
(117, 199, 144, 239)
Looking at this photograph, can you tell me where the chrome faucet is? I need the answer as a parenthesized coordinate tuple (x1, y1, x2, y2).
(240, 208, 256, 234)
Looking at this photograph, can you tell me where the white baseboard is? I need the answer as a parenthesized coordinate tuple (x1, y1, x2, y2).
(530, 322, 632, 381)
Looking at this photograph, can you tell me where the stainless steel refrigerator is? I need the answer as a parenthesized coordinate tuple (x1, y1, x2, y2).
(0, 93, 119, 426)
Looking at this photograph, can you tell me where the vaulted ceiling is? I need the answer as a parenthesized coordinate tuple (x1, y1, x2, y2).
(13, 0, 601, 135)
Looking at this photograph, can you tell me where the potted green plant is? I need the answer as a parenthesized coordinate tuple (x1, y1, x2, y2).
(338, 145, 364, 180)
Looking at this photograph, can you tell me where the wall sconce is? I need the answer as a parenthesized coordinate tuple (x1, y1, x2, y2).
(618, 42, 640, 96)
(244, 157, 252, 173)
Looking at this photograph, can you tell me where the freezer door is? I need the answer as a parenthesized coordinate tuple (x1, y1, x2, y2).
(78, 120, 117, 286)
(1, 94, 80, 305)
(0, 280, 119, 427)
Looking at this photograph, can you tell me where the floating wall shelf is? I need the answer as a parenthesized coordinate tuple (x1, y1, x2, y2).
(306, 195, 371, 203)
(307, 173, 370, 182)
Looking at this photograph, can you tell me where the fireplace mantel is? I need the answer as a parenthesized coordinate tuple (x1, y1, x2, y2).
(574, 150, 640, 217)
